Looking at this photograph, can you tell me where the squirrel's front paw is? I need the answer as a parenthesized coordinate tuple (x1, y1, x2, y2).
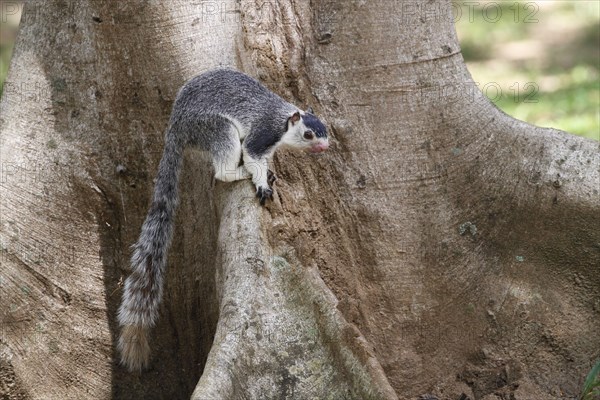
(267, 170, 277, 186)
(256, 186, 273, 206)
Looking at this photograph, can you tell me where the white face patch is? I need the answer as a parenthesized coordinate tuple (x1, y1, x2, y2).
(280, 119, 309, 148)
(278, 111, 329, 153)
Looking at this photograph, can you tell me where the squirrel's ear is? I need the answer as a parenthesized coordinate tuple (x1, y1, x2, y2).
(306, 107, 314, 114)
(289, 111, 301, 125)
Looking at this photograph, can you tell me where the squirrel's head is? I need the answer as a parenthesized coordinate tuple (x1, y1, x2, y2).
(282, 108, 329, 153)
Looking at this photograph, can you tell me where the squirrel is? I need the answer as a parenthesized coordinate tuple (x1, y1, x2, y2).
(117, 68, 329, 371)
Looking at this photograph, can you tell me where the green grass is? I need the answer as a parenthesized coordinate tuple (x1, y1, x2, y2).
(492, 65, 600, 140)
(0, 42, 14, 96)
(0, 47, 9, 96)
(581, 360, 600, 400)
(0, 1, 21, 97)
(455, 1, 600, 140)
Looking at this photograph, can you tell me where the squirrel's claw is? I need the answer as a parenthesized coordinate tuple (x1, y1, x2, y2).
(256, 186, 273, 205)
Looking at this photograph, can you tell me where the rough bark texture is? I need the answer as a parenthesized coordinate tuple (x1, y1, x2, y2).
(1, 1, 598, 400)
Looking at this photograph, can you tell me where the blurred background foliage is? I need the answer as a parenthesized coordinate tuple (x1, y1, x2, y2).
(454, 0, 599, 140)
(0, 1, 598, 140)
(0, 1, 20, 97)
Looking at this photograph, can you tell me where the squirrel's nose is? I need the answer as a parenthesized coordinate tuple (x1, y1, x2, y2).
(310, 140, 329, 153)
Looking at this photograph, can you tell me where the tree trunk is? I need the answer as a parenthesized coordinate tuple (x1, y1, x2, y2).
(1, 1, 598, 399)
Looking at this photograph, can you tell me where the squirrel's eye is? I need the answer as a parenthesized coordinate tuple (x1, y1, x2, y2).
(303, 131, 314, 140)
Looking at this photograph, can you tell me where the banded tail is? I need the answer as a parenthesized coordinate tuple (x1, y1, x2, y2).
(117, 130, 184, 371)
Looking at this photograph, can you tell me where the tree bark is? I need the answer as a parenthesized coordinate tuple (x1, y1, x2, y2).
(1, 1, 598, 399)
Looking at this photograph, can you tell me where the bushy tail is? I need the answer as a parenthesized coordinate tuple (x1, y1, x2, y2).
(117, 132, 183, 371)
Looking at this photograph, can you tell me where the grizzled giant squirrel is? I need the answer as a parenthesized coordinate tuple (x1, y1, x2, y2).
(117, 69, 329, 371)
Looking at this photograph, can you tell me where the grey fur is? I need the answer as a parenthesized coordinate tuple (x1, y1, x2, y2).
(117, 68, 328, 371)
